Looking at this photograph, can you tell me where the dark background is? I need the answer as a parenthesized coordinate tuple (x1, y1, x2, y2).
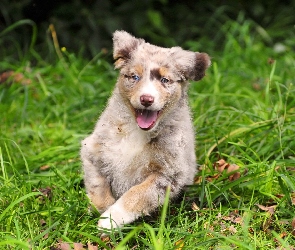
(0, 0, 295, 59)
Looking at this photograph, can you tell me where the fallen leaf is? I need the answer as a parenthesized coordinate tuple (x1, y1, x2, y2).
(291, 192, 295, 205)
(228, 171, 241, 181)
(101, 235, 110, 242)
(206, 174, 220, 182)
(213, 159, 241, 181)
(39, 186, 53, 199)
(73, 243, 84, 250)
(256, 204, 276, 215)
(227, 164, 241, 181)
(252, 82, 262, 91)
(228, 225, 237, 234)
(275, 194, 285, 199)
(58, 242, 71, 250)
(222, 216, 232, 221)
(279, 232, 288, 238)
(292, 217, 295, 236)
(43, 233, 49, 239)
(40, 219, 46, 227)
(234, 217, 243, 224)
(215, 159, 229, 172)
(40, 165, 50, 171)
(194, 176, 202, 184)
(192, 202, 200, 211)
(0, 70, 31, 85)
(0, 71, 13, 84)
(195, 159, 242, 184)
(203, 222, 214, 231)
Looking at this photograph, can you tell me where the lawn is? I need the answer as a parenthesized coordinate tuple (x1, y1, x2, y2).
(0, 16, 295, 249)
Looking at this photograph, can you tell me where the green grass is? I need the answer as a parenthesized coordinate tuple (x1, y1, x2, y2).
(1, 17, 295, 249)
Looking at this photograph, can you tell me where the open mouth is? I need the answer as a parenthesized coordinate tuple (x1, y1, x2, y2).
(135, 109, 160, 130)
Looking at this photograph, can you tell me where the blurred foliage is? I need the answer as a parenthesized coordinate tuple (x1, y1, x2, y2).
(0, 0, 295, 59)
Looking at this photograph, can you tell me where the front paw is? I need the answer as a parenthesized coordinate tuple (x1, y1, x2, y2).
(97, 202, 137, 231)
(98, 210, 119, 231)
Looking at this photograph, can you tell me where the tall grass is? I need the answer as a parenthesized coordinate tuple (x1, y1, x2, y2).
(0, 16, 294, 249)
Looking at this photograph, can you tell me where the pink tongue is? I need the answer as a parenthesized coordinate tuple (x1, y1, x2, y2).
(136, 110, 158, 129)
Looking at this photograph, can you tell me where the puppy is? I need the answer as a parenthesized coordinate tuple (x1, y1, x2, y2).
(81, 30, 210, 230)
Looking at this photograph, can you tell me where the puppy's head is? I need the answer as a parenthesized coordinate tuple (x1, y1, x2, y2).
(113, 30, 210, 131)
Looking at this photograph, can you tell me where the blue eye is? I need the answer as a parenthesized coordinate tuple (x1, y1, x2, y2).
(160, 77, 169, 84)
(131, 75, 140, 81)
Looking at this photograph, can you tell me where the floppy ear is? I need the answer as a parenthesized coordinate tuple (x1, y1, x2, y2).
(170, 47, 211, 81)
(113, 30, 144, 69)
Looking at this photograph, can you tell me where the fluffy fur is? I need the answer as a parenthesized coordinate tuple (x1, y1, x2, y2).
(81, 31, 210, 230)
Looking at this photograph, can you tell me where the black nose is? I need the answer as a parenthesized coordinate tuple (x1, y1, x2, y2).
(140, 95, 154, 107)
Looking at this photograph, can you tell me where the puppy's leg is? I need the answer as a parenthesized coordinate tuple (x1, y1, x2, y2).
(81, 136, 116, 212)
(83, 158, 115, 213)
(98, 174, 177, 230)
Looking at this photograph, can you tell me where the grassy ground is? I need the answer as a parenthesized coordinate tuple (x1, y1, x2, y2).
(0, 17, 295, 249)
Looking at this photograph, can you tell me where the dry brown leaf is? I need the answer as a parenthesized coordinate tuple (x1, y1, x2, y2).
(54, 242, 101, 250)
(291, 217, 295, 236)
(194, 176, 202, 184)
(204, 222, 214, 231)
(222, 216, 232, 221)
(228, 225, 237, 234)
(42, 232, 49, 239)
(215, 159, 229, 172)
(228, 172, 241, 181)
(291, 192, 295, 205)
(39, 186, 53, 200)
(227, 164, 241, 181)
(0, 70, 31, 85)
(275, 194, 285, 199)
(101, 235, 110, 242)
(73, 243, 84, 250)
(256, 204, 276, 215)
(213, 159, 241, 181)
(40, 219, 46, 227)
(40, 165, 50, 171)
(195, 159, 241, 184)
(58, 243, 71, 250)
(191, 202, 200, 211)
(279, 232, 288, 239)
(226, 164, 239, 173)
(0, 71, 14, 84)
(206, 174, 220, 182)
(234, 217, 243, 224)
(252, 82, 262, 91)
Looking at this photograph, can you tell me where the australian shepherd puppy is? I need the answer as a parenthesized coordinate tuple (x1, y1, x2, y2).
(81, 30, 210, 230)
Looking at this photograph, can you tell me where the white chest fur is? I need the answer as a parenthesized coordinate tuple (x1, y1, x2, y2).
(103, 122, 150, 169)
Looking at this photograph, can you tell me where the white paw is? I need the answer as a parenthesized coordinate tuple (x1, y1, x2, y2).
(97, 201, 138, 231)
(97, 210, 119, 230)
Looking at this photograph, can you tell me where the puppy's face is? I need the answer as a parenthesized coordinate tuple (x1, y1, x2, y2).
(113, 31, 210, 131)
(118, 59, 183, 131)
